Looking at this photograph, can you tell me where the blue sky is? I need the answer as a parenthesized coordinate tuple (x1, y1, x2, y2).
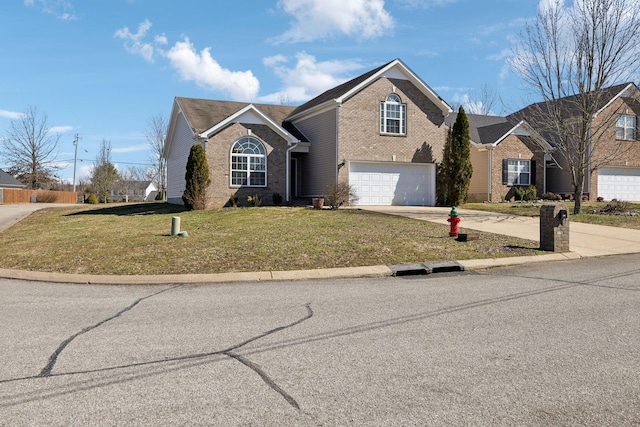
(1, 0, 542, 183)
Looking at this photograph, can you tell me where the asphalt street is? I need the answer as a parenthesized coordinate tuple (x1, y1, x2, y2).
(1, 254, 639, 426)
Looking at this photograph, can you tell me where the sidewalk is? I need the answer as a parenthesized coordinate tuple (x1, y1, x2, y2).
(1, 204, 639, 285)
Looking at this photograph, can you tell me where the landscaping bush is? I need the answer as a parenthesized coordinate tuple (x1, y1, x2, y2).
(323, 182, 358, 209)
(542, 192, 562, 201)
(228, 193, 239, 207)
(272, 192, 283, 205)
(36, 191, 58, 203)
(86, 193, 99, 204)
(514, 186, 525, 201)
(247, 194, 261, 207)
(523, 185, 537, 201)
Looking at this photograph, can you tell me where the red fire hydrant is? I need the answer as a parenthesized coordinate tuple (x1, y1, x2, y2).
(447, 206, 460, 237)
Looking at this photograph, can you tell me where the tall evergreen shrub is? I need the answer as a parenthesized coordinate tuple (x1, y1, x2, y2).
(182, 144, 211, 210)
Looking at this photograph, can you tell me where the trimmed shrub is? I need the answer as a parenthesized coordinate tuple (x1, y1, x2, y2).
(272, 192, 283, 205)
(523, 185, 537, 201)
(323, 182, 358, 209)
(87, 193, 99, 204)
(36, 191, 57, 203)
(247, 194, 261, 207)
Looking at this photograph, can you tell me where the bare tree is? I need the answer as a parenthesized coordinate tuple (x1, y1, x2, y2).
(463, 84, 503, 116)
(1, 106, 61, 189)
(90, 139, 120, 203)
(511, 0, 640, 214)
(145, 114, 167, 200)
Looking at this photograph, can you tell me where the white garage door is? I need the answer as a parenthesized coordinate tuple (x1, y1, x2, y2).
(598, 167, 640, 201)
(349, 162, 435, 206)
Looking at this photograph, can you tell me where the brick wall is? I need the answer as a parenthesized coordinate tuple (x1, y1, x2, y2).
(204, 123, 288, 208)
(336, 77, 448, 183)
(491, 135, 546, 201)
(588, 96, 640, 198)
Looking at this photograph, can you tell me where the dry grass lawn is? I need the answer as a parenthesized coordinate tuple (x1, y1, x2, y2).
(0, 203, 542, 275)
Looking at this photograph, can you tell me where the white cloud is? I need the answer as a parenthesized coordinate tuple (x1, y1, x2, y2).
(166, 38, 260, 101)
(49, 125, 73, 134)
(24, 0, 77, 21)
(397, 0, 461, 8)
(115, 20, 260, 100)
(0, 110, 25, 120)
(272, 0, 394, 43)
(258, 53, 365, 103)
(111, 144, 150, 154)
(114, 20, 158, 63)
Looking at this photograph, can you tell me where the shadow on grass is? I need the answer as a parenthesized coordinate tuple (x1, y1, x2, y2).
(65, 202, 188, 217)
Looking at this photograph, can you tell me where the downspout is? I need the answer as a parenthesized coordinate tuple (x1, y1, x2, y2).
(285, 141, 299, 203)
(487, 146, 493, 202)
(335, 106, 340, 185)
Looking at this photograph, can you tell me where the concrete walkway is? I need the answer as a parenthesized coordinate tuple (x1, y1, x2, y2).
(1, 203, 639, 284)
(361, 206, 640, 258)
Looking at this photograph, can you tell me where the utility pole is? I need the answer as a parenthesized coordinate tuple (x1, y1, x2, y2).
(72, 133, 81, 192)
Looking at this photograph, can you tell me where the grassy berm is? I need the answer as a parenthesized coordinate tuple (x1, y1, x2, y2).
(0, 203, 542, 275)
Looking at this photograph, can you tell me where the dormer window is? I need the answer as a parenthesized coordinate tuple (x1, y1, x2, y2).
(616, 114, 637, 140)
(380, 94, 406, 135)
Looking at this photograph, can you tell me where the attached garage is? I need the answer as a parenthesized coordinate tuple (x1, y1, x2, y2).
(597, 167, 640, 202)
(349, 162, 435, 206)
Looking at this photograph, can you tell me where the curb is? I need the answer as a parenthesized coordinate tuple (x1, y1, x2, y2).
(0, 252, 581, 285)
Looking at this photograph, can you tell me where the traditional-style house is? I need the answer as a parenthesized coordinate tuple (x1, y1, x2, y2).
(510, 82, 640, 201)
(164, 59, 452, 207)
(444, 114, 554, 202)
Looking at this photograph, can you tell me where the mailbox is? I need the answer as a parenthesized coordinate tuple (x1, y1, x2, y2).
(558, 209, 568, 222)
(540, 203, 570, 252)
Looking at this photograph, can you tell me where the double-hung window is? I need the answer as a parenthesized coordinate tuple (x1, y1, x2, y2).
(616, 114, 636, 140)
(231, 137, 266, 187)
(502, 159, 533, 186)
(380, 94, 406, 135)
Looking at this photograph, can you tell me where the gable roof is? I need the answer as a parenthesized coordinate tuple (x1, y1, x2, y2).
(286, 58, 452, 121)
(508, 82, 637, 124)
(445, 113, 513, 145)
(165, 97, 308, 157)
(175, 97, 299, 135)
(445, 112, 553, 152)
(0, 168, 24, 188)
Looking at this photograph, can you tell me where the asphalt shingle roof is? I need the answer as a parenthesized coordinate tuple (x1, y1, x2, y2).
(175, 97, 307, 141)
(0, 168, 24, 188)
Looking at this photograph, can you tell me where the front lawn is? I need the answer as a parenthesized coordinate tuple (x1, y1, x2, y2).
(0, 203, 541, 275)
(463, 201, 640, 230)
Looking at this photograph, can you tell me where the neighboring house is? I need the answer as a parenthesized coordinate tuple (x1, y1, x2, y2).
(510, 82, 640, 202)
(0, 169, 25, 189)
(111, 180, 158, 202)
(165, 59, 452, 208)
(444, 114, 554, 202)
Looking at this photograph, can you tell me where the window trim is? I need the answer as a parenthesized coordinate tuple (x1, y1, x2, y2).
(616, 114, 637, 141)
(380, 94, 407, 135)
(230, 136, 267, 188)
(502, 159, 535, 186)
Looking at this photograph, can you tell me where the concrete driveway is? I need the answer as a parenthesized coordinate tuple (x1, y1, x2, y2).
(0, 203, 61, 232)
(361, 206, 640, 258)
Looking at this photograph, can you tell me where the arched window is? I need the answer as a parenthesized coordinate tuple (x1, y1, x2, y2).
(380, 94, 407, 134)
(230, 137, 266, 187)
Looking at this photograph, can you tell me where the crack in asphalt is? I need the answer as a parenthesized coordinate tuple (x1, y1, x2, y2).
(38, 285, 182, 377)
(5, 301, 313, 411)
(221, 303, 313, 410)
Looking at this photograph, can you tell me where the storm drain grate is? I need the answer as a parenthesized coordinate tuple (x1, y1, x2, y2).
(390, 261, 464, 276)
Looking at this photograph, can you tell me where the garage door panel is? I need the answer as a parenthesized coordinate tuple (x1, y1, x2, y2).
(598, 168, 640, 202)
(349, 162, 435, 206)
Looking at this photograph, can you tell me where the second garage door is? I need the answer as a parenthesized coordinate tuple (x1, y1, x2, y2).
(597, 167, 640, 202)
(349, 162, 435, 206)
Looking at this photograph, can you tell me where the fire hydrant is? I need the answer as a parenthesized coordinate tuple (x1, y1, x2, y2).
(447, 206, 460, 237)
